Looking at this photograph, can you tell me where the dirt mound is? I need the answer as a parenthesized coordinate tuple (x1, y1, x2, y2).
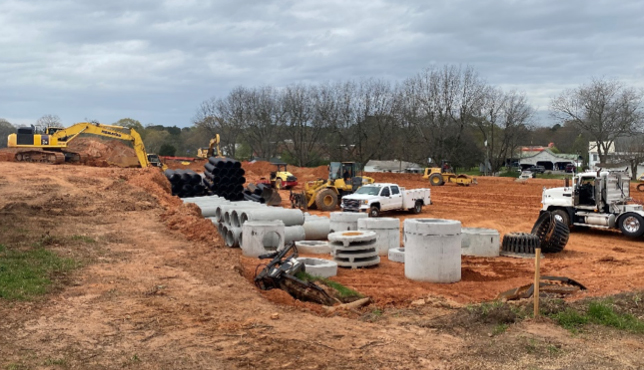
(161, 202, 223, 246)
(164, 158, 207, 172)
(68, 137, 138, 167)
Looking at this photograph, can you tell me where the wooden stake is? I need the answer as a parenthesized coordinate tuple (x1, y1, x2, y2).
(534, 248, 541, 317)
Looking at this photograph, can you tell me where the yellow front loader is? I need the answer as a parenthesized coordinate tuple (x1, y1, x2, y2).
(290, 162, 374, 211)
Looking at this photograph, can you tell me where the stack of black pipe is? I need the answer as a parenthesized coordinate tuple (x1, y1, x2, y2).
(203, 157, 246, 200)
(165, 169, 206, 198)
(243, 183, 271, 203)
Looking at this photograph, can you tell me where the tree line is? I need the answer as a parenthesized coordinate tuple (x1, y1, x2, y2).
(1, 66, 642, 175)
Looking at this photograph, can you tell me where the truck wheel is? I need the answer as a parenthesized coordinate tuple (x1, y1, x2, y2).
(551, 209, 571, 227)
(275, 178, 283, 189)
(531, 211, 553, 249)
(638, 184, 644, 192)
(429, 174, 444, 186)
(543, 221, 570, 253)
(619, 213, 644, 238)
(315, 189, 338, 211)
(501, 232, 540, 255)
(412, 201, 422, 214)
(368, 206, 380, 218)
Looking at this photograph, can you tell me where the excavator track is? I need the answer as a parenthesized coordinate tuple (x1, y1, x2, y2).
(14, 150, 65, 164)
(61, 150, 89, 163)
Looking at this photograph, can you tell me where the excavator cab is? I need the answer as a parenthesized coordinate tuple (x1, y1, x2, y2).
(147, 154, 165, 169)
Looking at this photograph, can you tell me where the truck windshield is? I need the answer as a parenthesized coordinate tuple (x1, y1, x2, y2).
(354, 186, 381, 196)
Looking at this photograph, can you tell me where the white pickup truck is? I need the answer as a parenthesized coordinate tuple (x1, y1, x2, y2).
(340, 183, 431, 217)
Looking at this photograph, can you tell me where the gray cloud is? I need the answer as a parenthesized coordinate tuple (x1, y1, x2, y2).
(1, 0, 642, 127)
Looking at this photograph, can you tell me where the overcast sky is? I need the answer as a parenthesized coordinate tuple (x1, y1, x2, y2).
(1, 0, 643, 127)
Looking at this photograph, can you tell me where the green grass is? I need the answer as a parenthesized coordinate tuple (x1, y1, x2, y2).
(295, 271, 363, 299)
(492, 323, 509, 335)
(550, 300, 644, 333)
(0, 244, 77, 300)
(498, 171, 520, 178)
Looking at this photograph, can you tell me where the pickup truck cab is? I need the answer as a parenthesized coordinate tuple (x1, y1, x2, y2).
(340, 183, 431, 217)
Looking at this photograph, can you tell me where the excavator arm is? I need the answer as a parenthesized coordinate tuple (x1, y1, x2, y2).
(7, 121, 161, 169)
(51, 122, 153, 168)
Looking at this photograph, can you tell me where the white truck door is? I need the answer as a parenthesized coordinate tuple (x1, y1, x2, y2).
(379, 186, 393, 211)
(390, 185, 403, 210)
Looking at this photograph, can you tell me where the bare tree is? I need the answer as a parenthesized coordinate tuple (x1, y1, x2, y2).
(551, 78, 644, 164)
(0, 118, 15, 149)
(35, 114, 63, 132)
(281, 84, 325, 166)
(614, 135, 644, 180)
(398, 65, 487, 166)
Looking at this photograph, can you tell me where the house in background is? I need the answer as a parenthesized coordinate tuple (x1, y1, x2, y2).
(588, 140, 644, 179)
(518, 149, 582, 171)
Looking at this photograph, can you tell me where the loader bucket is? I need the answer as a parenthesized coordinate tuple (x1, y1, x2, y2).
(258, 185, 282, 206)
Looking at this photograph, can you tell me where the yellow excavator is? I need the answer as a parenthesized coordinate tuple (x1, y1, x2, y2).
(290, 162, 374, 211)
(196, 134, 222, 159)
(7, 122, 166, 170)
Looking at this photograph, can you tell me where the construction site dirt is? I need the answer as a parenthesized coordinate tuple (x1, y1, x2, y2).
(1, 161, 644, 369)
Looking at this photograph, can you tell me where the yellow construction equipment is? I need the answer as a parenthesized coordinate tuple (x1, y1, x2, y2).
(7, 122, 166, 170)
(422, 161, 476, 186)
(196, 134, 222, 159)
(290, 162, 374, 211)
(259, 162, 298, 189)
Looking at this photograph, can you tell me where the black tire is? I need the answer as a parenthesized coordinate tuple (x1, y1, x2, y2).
(501, 232, 540, 254)
(543, 221, 570, 253)
(412, 201, 422, 214)
(551, 209, 571, 228)
(428, 173, 444, 186)
(638, 184, 644, 192)
(368, 206, 380, 217)
(531, 211, 553, 249)
(618, 213, 644, 238)
(315, 188, 338, 211)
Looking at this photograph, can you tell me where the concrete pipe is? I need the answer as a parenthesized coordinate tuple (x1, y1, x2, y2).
(266, 225, 306, 246)
(388, 247, 405, 263)
(328, 230, 380, 268)
(215, 202, 265, 222)
(329, 212, 368, 233)
(404, 219, 461, 283)
(225, 227, 242, 248)
(241, 220, 285, 257)
(297, 257, 338, 278)
(461, 228, 500, 257)
(240, 208, 305, 227)
(358, 217, 401, 256)
(302, 216, 331, 240)
(199, 202, 233, 218)
(294, 240, 332, 255)
(183, 195, 225, 204)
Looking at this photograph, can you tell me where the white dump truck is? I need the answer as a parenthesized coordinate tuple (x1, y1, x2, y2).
(340, 183, 431, 217)
(541, 170, 644, 237)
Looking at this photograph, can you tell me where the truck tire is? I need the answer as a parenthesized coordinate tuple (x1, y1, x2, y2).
(638, 184, 644, 192)
(551, 209, 571, 228)
(412, 200, 422, 214)
(368, 206, 380, 217)
(315, 188, 338, 211)
(531, 211, 553, 249)
(428, 174, 444, 186)
(542, 221, 570, 253)
(501, 233, 540, 255)
(619, 213, 644, 238)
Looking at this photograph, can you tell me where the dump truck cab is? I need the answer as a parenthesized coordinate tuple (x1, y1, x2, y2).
(541, 170, 644, 237)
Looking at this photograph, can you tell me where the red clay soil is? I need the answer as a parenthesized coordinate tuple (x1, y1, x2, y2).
(241, 172, 644, 307)
(164, 158, 208, 172)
